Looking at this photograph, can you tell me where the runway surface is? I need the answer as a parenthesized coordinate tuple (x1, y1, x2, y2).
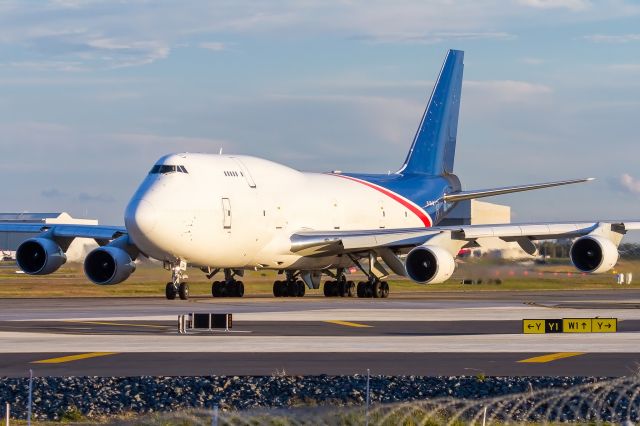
(1, 289, 640, 377)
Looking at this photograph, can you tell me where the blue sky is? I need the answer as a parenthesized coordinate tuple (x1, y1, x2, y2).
(1, 0, 639, 229)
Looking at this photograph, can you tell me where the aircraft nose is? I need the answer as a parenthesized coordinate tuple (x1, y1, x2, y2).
(126, 198, 158, 236)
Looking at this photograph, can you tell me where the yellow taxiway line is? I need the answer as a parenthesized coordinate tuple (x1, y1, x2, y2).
(517, 352, 585, 363)
(324, 320, 372, 328)
(32, 352, 118, 364)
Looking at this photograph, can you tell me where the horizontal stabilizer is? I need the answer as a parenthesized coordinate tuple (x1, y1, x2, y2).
(443, 178, 594, 203)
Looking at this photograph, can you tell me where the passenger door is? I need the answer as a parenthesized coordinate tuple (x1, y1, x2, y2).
(221, 198, 232, 229)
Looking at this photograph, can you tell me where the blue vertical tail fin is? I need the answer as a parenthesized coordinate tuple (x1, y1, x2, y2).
(400, 49, 464, 175)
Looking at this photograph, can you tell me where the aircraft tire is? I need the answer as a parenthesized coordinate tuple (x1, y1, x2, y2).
(338, 280, 347, 297)
(364, 282, 374, 298)
(273, 281, 282, 297)
(235, 281, 245, 297)
(381, 281, 390, 298)
(165, 282, 177, 300)
(296, 280, 305, 297)
(347, 281, 355, 297)
(323, 281, 331, 297)
(372, 281, 383, 298)
(211, 281, 220, 297)
(356, 282, 366, 298)
(287, 280, 298, 297)
(178, 282, 189, 300)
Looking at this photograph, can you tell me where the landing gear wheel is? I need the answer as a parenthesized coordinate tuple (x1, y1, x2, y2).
(356, 281, 366, 298)
(338, 280, 348, 297)
(323, 281, 331, 297)
(178, 282, 189, 300)
(165, 282, 177, 300)
(347, 281, 356, 297)
(235, 281, 245, 297)
(273, 281, 281, 297)
(381, 281, 390, 298)
(372, 281, 383, 298)
(287, 280, 298, 297)
(330, 281, 339, 297)
(212, 281, 221, 297)
(296, 280, 306, 297)
(365, 282, 374, 298)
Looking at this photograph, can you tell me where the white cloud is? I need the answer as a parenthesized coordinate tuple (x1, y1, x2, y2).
(518, 0, 590, 10)
(5, 60, 85, 72)
(618, 174, 640, 194)
(464, 80, 553, 102)
(584, 34, 640, 43)
(360, 31, 515, 44)
(199, 42, 226, 51)
(521, 57, 545, 65)
(84, 38, 170, 68)
(608, 64, 640, 72)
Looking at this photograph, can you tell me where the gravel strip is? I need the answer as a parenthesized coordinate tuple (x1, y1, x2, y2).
(0, 375, 616, 421)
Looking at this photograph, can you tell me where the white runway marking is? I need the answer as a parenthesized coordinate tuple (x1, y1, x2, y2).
(1, 331, 639, 353)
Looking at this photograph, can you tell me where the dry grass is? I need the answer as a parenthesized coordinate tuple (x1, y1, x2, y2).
(0, 258, 639, 298)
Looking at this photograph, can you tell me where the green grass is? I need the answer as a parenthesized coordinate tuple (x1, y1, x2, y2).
(0, 258, 639, 298)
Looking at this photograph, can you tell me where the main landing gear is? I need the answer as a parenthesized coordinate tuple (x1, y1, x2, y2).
(165, 261, 189, 300)
(322, 276, 389, 298)
(212, 269, 245, 298)
(273, 271, 306, 297)
(323, 276, 355, 297)
(355, 279, 390, 298)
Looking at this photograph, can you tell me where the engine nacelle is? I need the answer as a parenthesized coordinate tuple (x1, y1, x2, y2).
(570, 235, 619, 274)
(84, 246, 136, 285)
(405, 245, 456, 284)
(16, 238, 67, 275)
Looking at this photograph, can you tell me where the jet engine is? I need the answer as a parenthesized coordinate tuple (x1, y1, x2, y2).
(84, 246, 136, 285)
(570, 235, 619, 274)
(16, 237, 67, 275)
(405, 245, 456, 284)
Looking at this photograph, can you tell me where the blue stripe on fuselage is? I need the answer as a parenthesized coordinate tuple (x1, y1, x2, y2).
(343, 172, 460, 225)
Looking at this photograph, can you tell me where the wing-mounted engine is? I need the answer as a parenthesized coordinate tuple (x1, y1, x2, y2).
(570, 235, 619, 274)
(84, 237, 139, 285)
(16, 237, 67, 275)
(405, 244, 456, 284)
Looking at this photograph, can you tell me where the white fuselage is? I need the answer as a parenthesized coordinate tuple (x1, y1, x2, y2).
(124, 153, 429, 270)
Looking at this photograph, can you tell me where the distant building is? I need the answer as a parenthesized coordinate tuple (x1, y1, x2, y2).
(439, 200, 529, 259)
(0, 212, 99, 262)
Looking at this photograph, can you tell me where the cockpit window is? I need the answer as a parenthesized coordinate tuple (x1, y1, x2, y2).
(149, 165, 188, 175)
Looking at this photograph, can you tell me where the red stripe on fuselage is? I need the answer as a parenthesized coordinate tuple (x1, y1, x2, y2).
(331, 174, 432, 227)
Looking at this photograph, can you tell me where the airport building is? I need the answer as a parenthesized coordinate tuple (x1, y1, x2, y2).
(0, 212, 99, 262)
(440, 200, 529, 259)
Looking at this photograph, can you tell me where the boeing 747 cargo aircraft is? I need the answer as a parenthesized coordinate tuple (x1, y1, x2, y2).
(4, 50, 638, 300)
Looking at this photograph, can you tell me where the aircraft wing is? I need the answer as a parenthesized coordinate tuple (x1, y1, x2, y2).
(0, 223, 127, 243)
(290, 221, 640, 256)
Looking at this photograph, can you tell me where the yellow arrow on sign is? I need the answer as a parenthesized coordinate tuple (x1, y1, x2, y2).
(563, 318, 592, 333)
(592, 318, 617, 333)
(522, 319, 546, 334)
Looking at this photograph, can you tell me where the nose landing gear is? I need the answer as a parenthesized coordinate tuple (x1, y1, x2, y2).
(165, 261, 189, 300)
